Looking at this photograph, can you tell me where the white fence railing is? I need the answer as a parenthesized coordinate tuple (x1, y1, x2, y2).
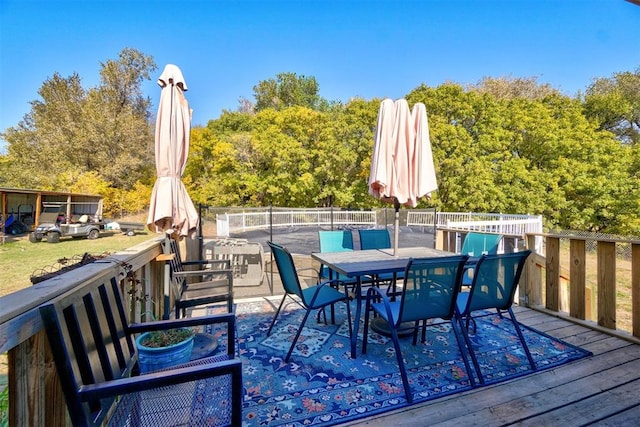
(216, 209, 543, 238)
(216, 209, 378, 236)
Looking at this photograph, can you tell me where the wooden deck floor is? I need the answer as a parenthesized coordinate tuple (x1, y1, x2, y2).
(340, 307, 640, 427)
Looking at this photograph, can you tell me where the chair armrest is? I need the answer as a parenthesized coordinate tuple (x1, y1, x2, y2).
(365, 286, 395, 320)
(77, 357, 242, 402)
(129, 312, 235, 333)
(129, 311, 237, 355)
(174, 269, 233, 278)
(307, 279, 348, 305)
(181, 259, 231, 270)
(464, 257, 481, 266)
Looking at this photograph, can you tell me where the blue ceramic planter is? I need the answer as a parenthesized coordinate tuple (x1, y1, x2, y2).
(136, 330, 194, 373)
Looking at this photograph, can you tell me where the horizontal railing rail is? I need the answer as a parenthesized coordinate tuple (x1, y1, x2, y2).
(216, 208, 378, 236)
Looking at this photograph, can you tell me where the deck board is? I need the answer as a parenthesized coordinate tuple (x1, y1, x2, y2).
(340, 307, 640, 427)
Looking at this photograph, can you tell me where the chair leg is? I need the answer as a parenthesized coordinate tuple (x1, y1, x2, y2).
(285, 309, 312, 362)
(450, 320, 477, 387)
(267, 294, 288, 336)
(507, 308, 536, 371)
(362, 298, 372, 354)
(456, 314, 484, 385)
(412, 320, 421, 346)
(390, 327, 413, 403)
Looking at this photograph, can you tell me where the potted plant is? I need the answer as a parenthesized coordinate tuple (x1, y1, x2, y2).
(119, 262, 195, 373)
(135, 328, 195, 373)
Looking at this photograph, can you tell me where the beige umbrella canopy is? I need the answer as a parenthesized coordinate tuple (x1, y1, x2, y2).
(147, 64, 199, 239)
(368, 98, 437, 255)
(410, 102, 438, 204)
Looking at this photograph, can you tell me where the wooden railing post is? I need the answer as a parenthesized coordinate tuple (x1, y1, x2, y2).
(597, 241, 617, 329)
(570, 239, 586, 320)
(545, 236, 560, 311)
(524, 234, 541, 307)
(8, 332, 49, 427)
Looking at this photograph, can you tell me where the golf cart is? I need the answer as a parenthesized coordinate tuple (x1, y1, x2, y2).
(30, 204, 103, 243)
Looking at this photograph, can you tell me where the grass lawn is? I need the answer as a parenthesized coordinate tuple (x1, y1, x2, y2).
(0, 231, 157, 297)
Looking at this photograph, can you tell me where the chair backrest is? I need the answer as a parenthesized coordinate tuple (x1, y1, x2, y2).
(399, 255, 469, 324)
(460, 250, 532, 314)
(39, 276, 136, 425)
(205, 239, 266, 287)
(268, 241, 305, 301)
(162, 236, 187, 297)
(319, 230, 354, 253)
(460, 232, 502, 256)
(358, 229, 391, 250)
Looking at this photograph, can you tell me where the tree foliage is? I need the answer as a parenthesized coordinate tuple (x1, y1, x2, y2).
(253, 72, 327, 112)
(583, 68, 640, 145)
(0, 48, 156, 214)
(0, 62, 638, 236)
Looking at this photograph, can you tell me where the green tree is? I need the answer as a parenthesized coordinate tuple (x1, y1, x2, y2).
(253, 72, 327, 112)
(583, 68, 640, 145)
(1, 48, 156, 193)
(469, 75, 560, 100)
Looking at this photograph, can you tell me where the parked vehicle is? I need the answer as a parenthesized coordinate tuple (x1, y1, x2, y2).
(3, 214, 29, 235)
(30, 212, 102, 243)
(29, 203, 144, 243)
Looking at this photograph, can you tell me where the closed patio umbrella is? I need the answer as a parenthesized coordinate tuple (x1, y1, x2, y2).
(368, 98, 437, 255)
(411, 102, 438, 204)
(147, 64, 199, 239)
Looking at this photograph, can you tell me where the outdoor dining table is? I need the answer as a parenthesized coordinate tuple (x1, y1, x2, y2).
(311, 246, 453, 358)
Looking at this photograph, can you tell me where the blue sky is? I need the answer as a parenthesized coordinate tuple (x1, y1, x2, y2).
(1, 0, 639, 151)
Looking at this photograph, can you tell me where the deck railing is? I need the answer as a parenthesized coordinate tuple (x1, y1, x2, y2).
(215, 208, 542, 237)
(1, 229, 638, 425)
(437, 229, 640, 341)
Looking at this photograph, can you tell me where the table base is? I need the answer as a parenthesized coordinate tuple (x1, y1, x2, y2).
(370, 317, 415, 337)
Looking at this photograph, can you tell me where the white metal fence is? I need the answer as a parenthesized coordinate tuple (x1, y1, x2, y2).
(406, 211, 542, 233)
(216, 208, 377, 236)
(215, 208, 543, 238)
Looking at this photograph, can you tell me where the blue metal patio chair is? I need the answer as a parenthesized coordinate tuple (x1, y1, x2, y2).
(459, 232, 502, 286)
(358, 228, 392, 250)
(318, 230, 354, 282)
(455, 250, 534, 385)
(267, 241, 352, 362)
(357, 229, 403, 292)
(362, 255, 475, 403)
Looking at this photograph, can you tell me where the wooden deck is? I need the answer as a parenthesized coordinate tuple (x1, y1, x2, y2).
(340, 307, 640, 426)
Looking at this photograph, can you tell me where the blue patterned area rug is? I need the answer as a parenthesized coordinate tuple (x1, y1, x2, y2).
(207, 298, 591, 426)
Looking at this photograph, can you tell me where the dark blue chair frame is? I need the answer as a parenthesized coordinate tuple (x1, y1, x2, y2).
(455, 250, 535, 385)
(267, 241, 352, 362)
(362, 255, 475, 403)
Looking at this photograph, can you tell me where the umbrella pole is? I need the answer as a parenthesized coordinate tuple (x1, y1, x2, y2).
(393, 198, 400, 256)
